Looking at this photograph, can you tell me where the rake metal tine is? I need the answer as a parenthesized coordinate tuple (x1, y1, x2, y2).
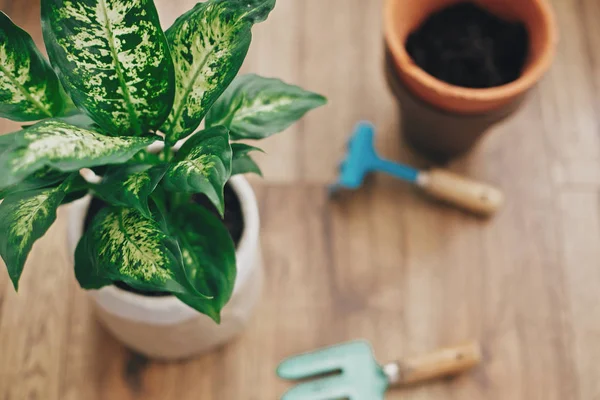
(281, 375, 351, 400)
(277, 341, 372, 380)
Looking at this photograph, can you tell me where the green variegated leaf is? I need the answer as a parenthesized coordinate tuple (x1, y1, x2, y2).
(56, 112, 100, 130)
(206, 74, 327, 140)
(0, 167, 68, 199)
(41, 0, 175, 136)
(129, 149, 162, 165)
(57, 173, 89, 204)
(0, 120, 155, 190)
(0, 12, 66, 121)
(0, 128, 18, 150)
(74, 205, 209, 296)
(232, 155, 261, 176)
(62, 188, 89, 205)
(163, 126, 232, 214)
(231, 143, 262, 176)
(0, 176, 75, 289)
(172, 202, 236, 323)
(237, 0, 277, 22)
(161, 0, 275, 144)
(92, 164, 167, 218)
(73, 229, 112, 290)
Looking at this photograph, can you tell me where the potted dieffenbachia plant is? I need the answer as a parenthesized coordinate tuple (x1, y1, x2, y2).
(0, 0, 325, 359)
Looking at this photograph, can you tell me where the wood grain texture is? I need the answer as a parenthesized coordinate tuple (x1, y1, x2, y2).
(0, 0, 598, 399)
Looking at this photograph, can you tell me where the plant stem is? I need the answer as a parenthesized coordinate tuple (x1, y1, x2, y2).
(162, 141, 172, 161)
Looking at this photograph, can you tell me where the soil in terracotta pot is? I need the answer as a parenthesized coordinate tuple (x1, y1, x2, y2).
(83, 183, 244, 297)
(405, 2, 529, 88)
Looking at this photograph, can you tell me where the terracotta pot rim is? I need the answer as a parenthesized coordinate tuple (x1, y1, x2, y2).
(384, 0, 558, 105)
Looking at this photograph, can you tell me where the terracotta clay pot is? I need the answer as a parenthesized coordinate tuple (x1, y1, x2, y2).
(384, 0, 558, 161)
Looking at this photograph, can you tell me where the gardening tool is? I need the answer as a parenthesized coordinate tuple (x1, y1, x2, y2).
(330, 122, 504, 216)
(277, 340, 481, 400)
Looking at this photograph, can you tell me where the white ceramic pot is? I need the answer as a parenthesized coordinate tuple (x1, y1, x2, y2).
(66, 176, 263, 360)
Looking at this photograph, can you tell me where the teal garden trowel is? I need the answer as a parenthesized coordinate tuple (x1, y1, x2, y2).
(330, 122, 504, 217)
(278, 340, 481, 399)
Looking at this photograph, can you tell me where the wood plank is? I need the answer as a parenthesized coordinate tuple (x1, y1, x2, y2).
(0, 211, 73, 400)
(538, 0, 600, 184)
(558, 189, 600, 400)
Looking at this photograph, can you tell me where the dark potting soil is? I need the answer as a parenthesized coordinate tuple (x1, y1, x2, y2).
(405, 2, 529, 88)
(83, 183, 244, 297)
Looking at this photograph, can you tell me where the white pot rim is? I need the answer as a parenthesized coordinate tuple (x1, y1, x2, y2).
(67, 175, 260, 324)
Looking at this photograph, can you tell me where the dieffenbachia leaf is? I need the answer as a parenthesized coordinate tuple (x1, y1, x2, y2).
(162, 126, 232, 214)
(0, 12, 66, 121)
(41, 0, 175, 136)
(206, 74, 327, 140)
(56, 112, 101, 130)
(161, 0, 275, 144)
(172, 202, 236, 323)
(62, 188, 89, 205)
(0, 119, 155, 190)
(0, 176, 75, 289)
(62, 172, 90, 204)
(129, 149, 162, 166)
(231, 143, 263, 176)
(92, 164, 167, 218)
(0, 167, 68, 199)
(74, 205, 211, 297)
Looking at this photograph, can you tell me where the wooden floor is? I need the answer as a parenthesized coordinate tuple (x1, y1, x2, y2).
(1, 0, 600, 399)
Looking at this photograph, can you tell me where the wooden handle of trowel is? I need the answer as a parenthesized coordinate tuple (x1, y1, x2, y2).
(417, 169, 504, 216)
(391, 342, 482, 387)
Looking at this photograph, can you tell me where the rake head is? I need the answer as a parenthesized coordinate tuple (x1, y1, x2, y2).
(330, 122, 380, 193)
(277, 340, 389, 400)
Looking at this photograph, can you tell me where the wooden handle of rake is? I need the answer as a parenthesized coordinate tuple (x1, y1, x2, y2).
(417, 169, 504, 217)
(388, 342, 482, 387)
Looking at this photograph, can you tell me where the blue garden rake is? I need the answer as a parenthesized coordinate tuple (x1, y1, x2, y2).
(330, 122, 504, 216)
